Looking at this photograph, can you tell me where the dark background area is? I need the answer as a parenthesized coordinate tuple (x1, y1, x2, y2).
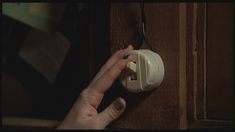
(2, 3, 111, 120)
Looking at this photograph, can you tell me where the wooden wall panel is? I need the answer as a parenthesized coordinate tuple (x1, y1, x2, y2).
(186, 3, 209, 127)
(110, 3, 187, 129)
(110, 2, 233, 129)
(206, 3, 233, 120)
(186, 3, 233, 128)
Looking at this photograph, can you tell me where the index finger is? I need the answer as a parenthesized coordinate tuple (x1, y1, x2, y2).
(91, 45, 133, 84)
(89, 55, 134, 94)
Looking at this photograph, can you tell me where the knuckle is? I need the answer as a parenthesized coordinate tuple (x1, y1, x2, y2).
(80, 89, 87, 96)
(113, 50, 122, 56)
(80, 89, 90, 99)
(114, 49, 125, 58)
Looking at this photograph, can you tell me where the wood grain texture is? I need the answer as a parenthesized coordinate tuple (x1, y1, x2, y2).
(206, 3, 233, 120)
(197, 4, 207, 120)
(186, 3, 195, 122)
(110, 3, 186, 129)
(186, 3, 233, 128)
(110, 2, 233, 129)
(179, 3, 187, 129)
(193, 3, 207, 120)
(186, 2, 208, 123)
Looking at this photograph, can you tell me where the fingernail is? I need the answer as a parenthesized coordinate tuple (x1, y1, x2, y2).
(123, 54, 130, 60)
(114, 99, 124, 111)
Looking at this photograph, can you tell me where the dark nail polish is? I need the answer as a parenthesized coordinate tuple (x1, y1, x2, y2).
(123, 54, 130, 60)
(114, 99, 124, 111)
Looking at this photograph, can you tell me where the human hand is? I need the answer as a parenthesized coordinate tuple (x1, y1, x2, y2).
(57, 45, 134, 129)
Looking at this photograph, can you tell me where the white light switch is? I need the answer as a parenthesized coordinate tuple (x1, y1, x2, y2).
(120, 49, 165, 92)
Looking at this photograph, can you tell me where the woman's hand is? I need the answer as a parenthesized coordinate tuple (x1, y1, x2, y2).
(57, 45, 134, 129)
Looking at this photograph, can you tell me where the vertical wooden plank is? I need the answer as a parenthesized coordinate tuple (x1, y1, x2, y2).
(110, 3, 140, 52)
(196, 3, 207, 120)
(179, 3, 187, 129)
(186, 2, 207, 125)
(186, 3, 233, 128)
(186, 3, 194, 123)
(192, 3, 199, 121)
(110, 3, 183, 129)
(188, 3, 207, 122)
(206, 3, 233, 120)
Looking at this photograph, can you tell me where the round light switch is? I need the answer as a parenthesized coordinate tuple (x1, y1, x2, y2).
(120, 49, 164, 92)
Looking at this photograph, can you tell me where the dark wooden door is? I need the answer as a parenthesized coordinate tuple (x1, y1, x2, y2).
(110, 3, 187, 129)
(107, 2, 233, 129)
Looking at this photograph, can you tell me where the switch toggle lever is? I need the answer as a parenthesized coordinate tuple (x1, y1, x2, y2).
(120, 49, 165, 92)
(127, 61, 137, 80)
(127, 61, 136, 73)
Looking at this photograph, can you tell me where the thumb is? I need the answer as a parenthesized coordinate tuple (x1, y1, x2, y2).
(97, 98, 126, 128)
